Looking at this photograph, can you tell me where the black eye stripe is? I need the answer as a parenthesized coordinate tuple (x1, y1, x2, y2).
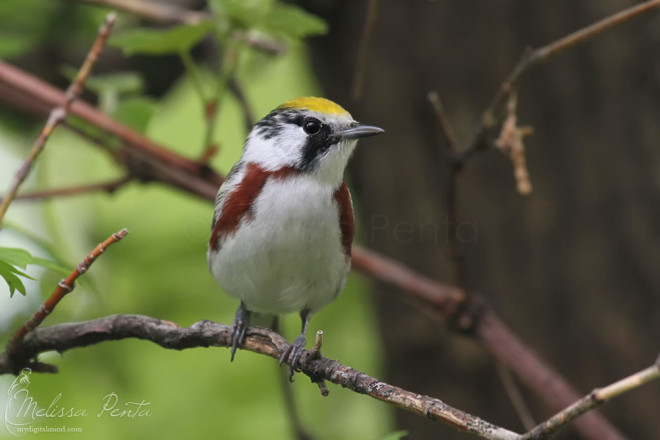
(299, 124, 334, 171)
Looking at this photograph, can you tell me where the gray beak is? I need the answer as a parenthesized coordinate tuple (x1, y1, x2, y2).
(333, 124, 384, 140)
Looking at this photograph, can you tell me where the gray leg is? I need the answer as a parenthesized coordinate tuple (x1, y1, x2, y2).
(279, 308, 311, 381)
(230, 301, 250, 361)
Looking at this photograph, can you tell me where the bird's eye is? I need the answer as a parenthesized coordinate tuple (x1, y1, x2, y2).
(303, 119, 321, 135)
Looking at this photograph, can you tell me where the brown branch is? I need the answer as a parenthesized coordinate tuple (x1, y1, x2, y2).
(427, 91, 460, 158)
(476, 312, 625, 440)
(0, 315, 519, 440)
(0, 61, 222, 201)
(427, 90, 467, 287)
(0, 176, 132, 203)
(522, 355, 660, 439)
(465, 0, 660, 161)
(0, 13, 116, 226)
(5, 229, 129, 366)
(496, 363, 536, 431)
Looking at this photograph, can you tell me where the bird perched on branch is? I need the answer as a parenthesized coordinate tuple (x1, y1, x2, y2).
(207, 97, 383, 378)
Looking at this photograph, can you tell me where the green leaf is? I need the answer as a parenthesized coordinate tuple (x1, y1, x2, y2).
(109, 22, 214, 56)
(30, 257, 71, 276)
(261, 4, 327, 39)
(113, 97, 157, 134)
(0, 259, 32, 297)
(209, 0, 274, 28)
(0, 247, 71, 297)
(0, 247, 33, 269)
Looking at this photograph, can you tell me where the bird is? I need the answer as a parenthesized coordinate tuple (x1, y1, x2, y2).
(207, 97, 383, 378)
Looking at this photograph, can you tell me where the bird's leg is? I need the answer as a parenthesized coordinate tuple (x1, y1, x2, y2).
(230, 301, 250, 361)
(279, 308, 311, 381)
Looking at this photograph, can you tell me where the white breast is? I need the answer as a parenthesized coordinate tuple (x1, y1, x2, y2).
(208, 175, 351, 315)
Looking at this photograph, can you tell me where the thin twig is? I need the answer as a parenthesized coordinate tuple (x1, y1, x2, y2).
(1, 176, 132, 203)
(465, 0, 660, 161)
(427, 91, 460, 158)
(522, 355, 660, 439)
(0, 13, 116, 226)
(199, 40, 241, 163)
(496, 363, 536, 431)
(351, 0, 380, 102)
(0, 61, 222, 200)
(5, 229, 129, 363)
(427, 91, 467, 287)
(228, 76, 255, 134)
(0, 316, 519, 440)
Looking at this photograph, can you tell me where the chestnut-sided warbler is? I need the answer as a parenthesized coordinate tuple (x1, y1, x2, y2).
(207, 97, 383, 376)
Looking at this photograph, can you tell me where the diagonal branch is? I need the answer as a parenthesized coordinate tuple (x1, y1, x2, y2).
(522, 355, 660, 439)
(5, 229, 129, 365)
(0, 13, 116, 226)
(0, 315, 519, 440)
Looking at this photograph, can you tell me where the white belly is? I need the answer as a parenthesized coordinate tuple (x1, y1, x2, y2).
(207, 176, 351, 315)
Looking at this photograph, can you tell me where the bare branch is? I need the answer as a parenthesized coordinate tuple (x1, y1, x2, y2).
(427, 90, 460, 158)
(0, 13, 116, 226)
(466, 0, 660, 161)
(0, 176, 132, 203)
(0, 61, 222, 201)
(0, 315, 519, 440)
(5, 229, 129, 364)
(522, 356, 660, 439)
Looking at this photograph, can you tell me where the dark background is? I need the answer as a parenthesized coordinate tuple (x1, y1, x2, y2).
(304, 1, 660, 439)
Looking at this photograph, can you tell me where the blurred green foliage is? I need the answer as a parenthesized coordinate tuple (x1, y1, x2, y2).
(0, 1, 394, 439)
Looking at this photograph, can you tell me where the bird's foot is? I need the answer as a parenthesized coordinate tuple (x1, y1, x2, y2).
(279, 334, 307, 382)
(230, 303, 249, 361)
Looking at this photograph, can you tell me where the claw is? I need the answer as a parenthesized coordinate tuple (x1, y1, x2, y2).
(279, 334, 307, 381)
(230, 302, 250, 361)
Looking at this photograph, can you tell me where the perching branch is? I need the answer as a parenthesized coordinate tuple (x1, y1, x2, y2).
(0, 315, 518, 440)
(2, 316, 657, 439)
(0, 13, 116, 226)
(5, 229, 129, 365)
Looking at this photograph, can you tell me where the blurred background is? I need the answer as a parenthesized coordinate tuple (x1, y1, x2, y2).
(1, 1, 659, 439)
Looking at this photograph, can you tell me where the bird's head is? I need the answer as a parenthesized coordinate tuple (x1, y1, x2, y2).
(241, 97, 384, 184)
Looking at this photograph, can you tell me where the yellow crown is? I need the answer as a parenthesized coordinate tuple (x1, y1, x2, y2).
(278, 97, 350, 117)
